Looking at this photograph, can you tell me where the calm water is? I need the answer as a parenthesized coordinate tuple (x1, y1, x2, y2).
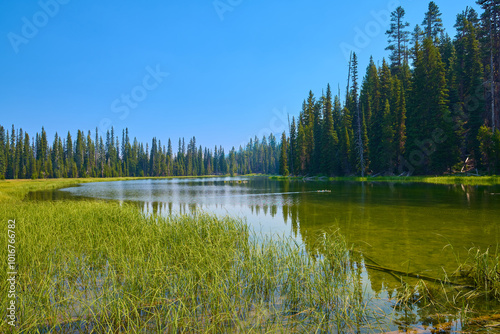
(28, 177, 500, 329)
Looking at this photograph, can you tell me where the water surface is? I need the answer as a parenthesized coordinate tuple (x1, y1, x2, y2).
(28, 177, 500, 330)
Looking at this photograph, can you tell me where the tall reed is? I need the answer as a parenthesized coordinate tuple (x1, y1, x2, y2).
(0, 200, 381, 333)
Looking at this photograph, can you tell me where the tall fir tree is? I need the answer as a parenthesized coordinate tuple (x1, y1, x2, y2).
(321, 84, 339, 175)
(0, 126, 5, 179)
(386, 6, 411, 74)
(423, 1, 444, 41)
(279, 132, 289, 176)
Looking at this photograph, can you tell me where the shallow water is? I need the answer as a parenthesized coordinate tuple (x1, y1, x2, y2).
(28, 177, 500, 331)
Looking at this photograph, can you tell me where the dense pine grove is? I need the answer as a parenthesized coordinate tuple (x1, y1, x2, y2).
(1, 2, 499, 180)
(282, 1, 500, 176)
(0, 125, 280, 179)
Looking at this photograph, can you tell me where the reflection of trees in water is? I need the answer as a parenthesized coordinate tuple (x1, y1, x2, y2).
(275, 182, 496, 296)
(26, 181, 500, 331)
(124, 182, 496, 288)
(39, 181, 496, 303)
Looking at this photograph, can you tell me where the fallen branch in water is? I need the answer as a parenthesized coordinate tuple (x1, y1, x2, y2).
(380, 313, 500, 333)
(363, 263, 473, 289)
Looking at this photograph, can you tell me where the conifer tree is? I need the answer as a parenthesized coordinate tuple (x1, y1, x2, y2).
(380, 99, 395, 172)
(476, 0, 499, 131)
(279, 132, 289, 176)
(394, 81, 407, 170)
(66, 132, 75, 178)
(297, 121, 306, 174)
(14, 129, 22, 179)
(386, 6, 411, 74)
(341, 107, 353, 174)
(22, 132, 31, 178)
(408, 37, 453, 174)
(321, 84, 339, 175)
(229, 147, 237, 177)
(423, 1, 444, 41)
(289, 117, 298, 175)
(30, 140, 37, 179)
(75, 130, 85, 177)
(0, 126, 5, 179)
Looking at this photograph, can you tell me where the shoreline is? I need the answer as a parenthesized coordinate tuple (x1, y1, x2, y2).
(269, 175, 500, 186)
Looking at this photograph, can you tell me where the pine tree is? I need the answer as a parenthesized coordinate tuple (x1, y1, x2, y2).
(386, 6, 411, 74)
(394, 81, 407, 171)
(321, 84, 339, 175)
(423, 1, 444, 41)
(22, 132, 30, 178)
(477, 0, 499, 131)
(66, 132, 75, 178)
(229, 147, 237, 177)
(380, 99, 395, 173)
(37, 127, 49, 178)
(361, 106, 370, 173)
(0, 126, 5, 179)
(75, 130, 85, 177)
(30, 139, 37, 179)
(463, 18, 484, 165)
(407, 37, 453, 174)
(304, 92, 316, 173)
(369, 59, 392, 172)
(411, 25, 424, 64)
(87, 131, 95, 177)
(297, 120, 306, 174)
(8, 126, 16, 179)
(167, 139, 173, 176)
(279, 132, 289, 176)
(478, 125, 500, 173)
(341, 107, 353, 174)
(14, 129, 22, 179)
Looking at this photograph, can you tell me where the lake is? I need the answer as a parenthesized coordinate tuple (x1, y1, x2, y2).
(28, 176, 500, 329)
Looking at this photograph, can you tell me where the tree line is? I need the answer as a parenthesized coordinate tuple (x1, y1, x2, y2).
(280, 1, 500, 176)
(0, 125, 280, 179)
(2, 1, 499, 180)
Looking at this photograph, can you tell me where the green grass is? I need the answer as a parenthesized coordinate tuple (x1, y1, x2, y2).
(270, 175, 500, 186)
(0, 179, 381, 333)
(452, 245, 500, 300)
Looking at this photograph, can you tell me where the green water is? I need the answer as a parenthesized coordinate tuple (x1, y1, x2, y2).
(28, 177, 500, 330)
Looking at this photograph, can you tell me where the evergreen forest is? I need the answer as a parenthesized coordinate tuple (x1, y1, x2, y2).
(1, 1, 499, 179)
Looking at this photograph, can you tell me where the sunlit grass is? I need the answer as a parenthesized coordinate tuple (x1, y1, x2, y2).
(0, 180, 382, 333)
(270, 175, 500, 185)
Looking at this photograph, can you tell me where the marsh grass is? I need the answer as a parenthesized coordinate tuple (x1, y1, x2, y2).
(452, 245, 500, 300)
(269, 175, 500, 185)
(382, 244, 500, 332)
(0, 199, 381, 333)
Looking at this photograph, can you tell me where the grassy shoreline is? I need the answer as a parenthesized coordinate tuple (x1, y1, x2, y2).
(0, 178, 381, 332)
(2, 177, 499, 332)
(1, 173, 499, 202)
(269, 175, 500, 186)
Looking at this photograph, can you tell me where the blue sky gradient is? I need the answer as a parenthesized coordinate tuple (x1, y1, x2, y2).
(0, 0, 480, 150)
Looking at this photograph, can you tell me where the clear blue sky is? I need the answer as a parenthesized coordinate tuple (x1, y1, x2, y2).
(0, 0, 480, 151)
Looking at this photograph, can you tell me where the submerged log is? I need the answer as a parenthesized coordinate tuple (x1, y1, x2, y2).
(363, 263, 473, 288)
(380, 314, 500, 333)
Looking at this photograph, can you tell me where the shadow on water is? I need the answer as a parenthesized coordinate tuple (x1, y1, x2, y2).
(26, 177, 500, 331)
